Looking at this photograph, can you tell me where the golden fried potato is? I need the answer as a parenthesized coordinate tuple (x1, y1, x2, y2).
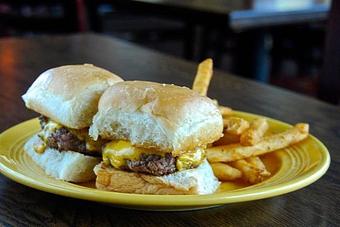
(211, 163, 242, 181)
(230, 158, 270, 184)
(207, 123, 309, 163)
(240, 118, 269, 146)
(219, 106, 233, 116)
(192, 58, 213, 96)
(224, 117, 250, 135)
(213, 133, 240, 146)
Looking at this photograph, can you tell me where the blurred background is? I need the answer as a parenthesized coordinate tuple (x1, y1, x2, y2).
(1, 0, 339, 104)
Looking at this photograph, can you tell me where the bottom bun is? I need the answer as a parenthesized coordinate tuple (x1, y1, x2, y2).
(94, 160, 220, 195)
(24, 135, 100, 182)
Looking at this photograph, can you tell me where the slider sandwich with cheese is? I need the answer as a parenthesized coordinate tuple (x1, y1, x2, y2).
(22, 64, 123, 182)
(90, 81, 223, 194)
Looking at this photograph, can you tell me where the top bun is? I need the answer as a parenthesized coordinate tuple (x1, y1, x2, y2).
(90, 81, 223, 155)
(22, 64, 123, 129)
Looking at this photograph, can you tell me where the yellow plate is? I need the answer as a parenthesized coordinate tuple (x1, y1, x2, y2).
(0, 112, 330, 211)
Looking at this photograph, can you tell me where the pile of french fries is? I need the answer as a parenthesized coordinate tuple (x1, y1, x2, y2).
(192, 59, 309, 184)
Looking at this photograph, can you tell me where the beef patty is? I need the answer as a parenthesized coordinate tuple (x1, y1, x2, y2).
(126, 153, 176, 176)
(47, 128, 87, 153)
(38, 115, 48, 128)
(39, 116, 97, 155)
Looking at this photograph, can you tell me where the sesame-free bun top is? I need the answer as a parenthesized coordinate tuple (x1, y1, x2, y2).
(90, 81, 223, 155)
(22, 64, 123, 129)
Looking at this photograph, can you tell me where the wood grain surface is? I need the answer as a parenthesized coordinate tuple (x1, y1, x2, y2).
(0, 34, 339, 226)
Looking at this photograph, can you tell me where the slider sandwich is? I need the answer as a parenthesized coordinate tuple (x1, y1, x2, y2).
(90, 81, 223, 194)
(22, 64, 123, 182)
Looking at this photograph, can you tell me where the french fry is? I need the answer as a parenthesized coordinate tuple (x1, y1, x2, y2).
(211, 163, 242, 181)
(219, 106, 233, 116)
(213, 132, 240, 146)
(207, 123, 309, 163)
(240, 118, 269, 146)
(212, 99, 219, 106)
(224, 117, 250, 135)
(246, 157, 271, 177)
(230, 158, 269, 184)
(192, 58, 213, 96)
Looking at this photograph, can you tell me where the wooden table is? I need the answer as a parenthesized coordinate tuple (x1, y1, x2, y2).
(0, 34, 339, 226)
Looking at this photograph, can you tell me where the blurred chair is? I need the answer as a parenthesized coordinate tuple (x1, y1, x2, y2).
(85, 1, 186, 56)
(319, 0, 340, 104)
(269, 24, 325, 96)
(271, 24, 325, 78)
(0, 0, 82, 36)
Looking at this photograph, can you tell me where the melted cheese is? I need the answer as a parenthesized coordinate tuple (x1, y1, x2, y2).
(102, 141, 155, 169)
(68, 128, 103, 152)
(35, 120, 62, 153)
(34, 119, 102, 153)
(176, 148, 204, 170)
(102, 140, 205, 171)
(38, 121, 62, 142)
(33, 140, 46, 153)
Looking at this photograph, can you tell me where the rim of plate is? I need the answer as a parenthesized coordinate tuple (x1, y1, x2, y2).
(0, 112, 331, 208)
